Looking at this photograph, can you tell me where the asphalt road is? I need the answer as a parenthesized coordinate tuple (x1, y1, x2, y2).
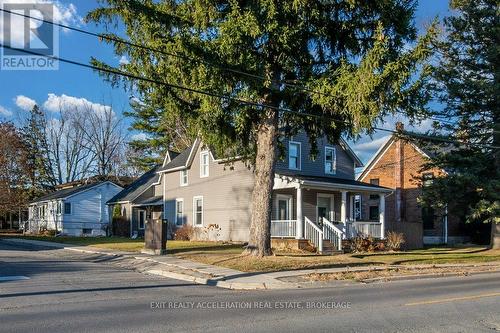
(1, 240, 499, 333)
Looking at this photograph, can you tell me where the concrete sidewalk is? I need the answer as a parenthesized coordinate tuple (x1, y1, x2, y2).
(3, 238, 500, 290)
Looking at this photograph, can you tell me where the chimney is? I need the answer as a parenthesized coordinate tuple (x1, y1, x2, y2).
(394, 122, 404, 223)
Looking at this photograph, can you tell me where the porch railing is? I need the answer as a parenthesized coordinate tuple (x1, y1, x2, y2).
(322, 218, 344, 251)
(346, 221, 382, 239)
(305, 217, 323, 253)
(270, 220, 297, 238)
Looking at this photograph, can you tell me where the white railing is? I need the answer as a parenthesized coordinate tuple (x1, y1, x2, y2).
(270, 220, 297, 238)
(305, 217, 323, 253)
(322, 218, 344, 251)
(346, 221, 382, 239)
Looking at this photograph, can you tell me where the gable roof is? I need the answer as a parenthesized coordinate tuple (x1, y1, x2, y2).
(31, 181, 120, 204)
(339, 137, 364, 167)
(356, 132, 457, 181)
(158, 139, 200, 173)
(107, 165, 161, 204)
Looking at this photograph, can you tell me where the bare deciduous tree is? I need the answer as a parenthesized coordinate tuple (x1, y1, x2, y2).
(77, 103, 125, 177)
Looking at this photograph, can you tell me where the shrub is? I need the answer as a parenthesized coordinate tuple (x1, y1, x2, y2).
(350, 235, 385, 253)
(386, 231, 405, 251)
(174, 224, 194, 241)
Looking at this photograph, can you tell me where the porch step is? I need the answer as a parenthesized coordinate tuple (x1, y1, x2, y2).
(320, 239, 343, 255)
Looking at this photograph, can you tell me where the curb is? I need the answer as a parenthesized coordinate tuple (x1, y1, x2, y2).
(359, 268, 500, 284)
(0, 238, 293, 290)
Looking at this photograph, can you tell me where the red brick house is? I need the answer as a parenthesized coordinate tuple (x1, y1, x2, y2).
(356, 124, 468, 248)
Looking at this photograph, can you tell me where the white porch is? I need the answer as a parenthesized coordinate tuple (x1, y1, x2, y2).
(271, 174, 391, 253)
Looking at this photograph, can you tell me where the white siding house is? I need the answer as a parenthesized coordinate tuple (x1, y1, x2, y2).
(28, 181, 123, 236)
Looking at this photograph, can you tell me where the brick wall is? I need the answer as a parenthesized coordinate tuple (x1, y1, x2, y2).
(359, 135, 465, 248)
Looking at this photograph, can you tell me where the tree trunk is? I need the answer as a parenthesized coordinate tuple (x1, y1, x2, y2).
(245, 109, 279, 257)
(491, 222, 500, 249)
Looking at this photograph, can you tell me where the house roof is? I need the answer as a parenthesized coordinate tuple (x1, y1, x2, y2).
(107, 165, 161, 204)
(30, 181, 117, 204)
(356, 132, 458, 181)
(133, 195, 163, 206)
(277, 172, 392, 192)
(158, 139, 200, 173)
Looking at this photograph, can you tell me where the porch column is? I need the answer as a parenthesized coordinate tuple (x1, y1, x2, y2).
(349, 193, 354, 222)
(379, 193, 386, 239)
(340, 191, 347, 224)
(296, 186, 304, 239)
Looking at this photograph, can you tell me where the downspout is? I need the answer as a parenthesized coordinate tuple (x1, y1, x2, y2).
(444, 204, 448, 245)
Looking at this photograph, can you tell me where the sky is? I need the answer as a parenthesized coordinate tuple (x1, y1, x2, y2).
(0, 0, 451, 166)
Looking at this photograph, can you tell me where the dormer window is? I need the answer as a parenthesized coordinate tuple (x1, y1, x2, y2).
(200, 151, 209, 178)
(288, 141, 301, 170)
(325, 147, 336, 175)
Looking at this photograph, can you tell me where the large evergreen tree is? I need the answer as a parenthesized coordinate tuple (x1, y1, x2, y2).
(421, 0, 499, 247)
(88, 0, 434, 256)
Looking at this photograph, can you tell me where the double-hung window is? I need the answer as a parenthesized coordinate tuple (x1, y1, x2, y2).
(325, 147, 336, 175)
(193, 196, 203, 226)
(288, 141, 301, 170)
(64, 202, 71, 215)
(175, 199, 184, 226)
(200, 151, 209, 178)
(180, 169, 188, 186)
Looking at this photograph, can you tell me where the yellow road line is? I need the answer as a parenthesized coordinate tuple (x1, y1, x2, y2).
(405, 292, 500, 306)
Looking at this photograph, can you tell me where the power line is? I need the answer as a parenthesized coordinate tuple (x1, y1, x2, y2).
(0, 8, 315, 93)
(2, 43, 498, 150)
(0, 7, 463, 130)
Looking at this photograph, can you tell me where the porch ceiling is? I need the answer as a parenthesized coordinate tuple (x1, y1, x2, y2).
(274, 173, 392, 193)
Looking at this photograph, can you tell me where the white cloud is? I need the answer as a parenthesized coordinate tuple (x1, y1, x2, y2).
(0, 1, 81, 47)
(42, 93, 112, 116)
(350, 114, 435, 165)
(0, 105, 13, 117)
(14, 95, 37, 111)
(354, 135, 391, 154)
(131, 133, 148, 141)
(118, 55, 130, 65)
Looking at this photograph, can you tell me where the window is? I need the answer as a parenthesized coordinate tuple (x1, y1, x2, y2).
(324, 147, 336, 175)
(288, 141, 301, 170)
(422, 207, 435, 230)
(56, 201, 62, 215)
(200, 151, 209, 177)
(422, 172, 434, 187)
(138, 210, 146, 230)
(82, 228, 92, 235)
(121, 206, 127, 217)
(370, 178, 379, 186)
(354, 195, 362, 220)
(193, 196, 203, 226)
(180, 169, 188, 186)
(369, 206, 379, 220)
(175, 199, 184, 226)
(64, 202, 71, 214)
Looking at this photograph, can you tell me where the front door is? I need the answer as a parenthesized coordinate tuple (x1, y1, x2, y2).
(276, 195, 292, 220)
(317, 195, 333, 225)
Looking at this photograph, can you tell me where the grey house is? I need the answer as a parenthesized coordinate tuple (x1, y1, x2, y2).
(158, 132, 391, 252)
(107, 151, 179, 237)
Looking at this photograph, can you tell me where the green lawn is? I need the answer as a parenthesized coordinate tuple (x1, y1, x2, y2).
(2, 234, 499, 272)
(0, 234, 242, 254)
